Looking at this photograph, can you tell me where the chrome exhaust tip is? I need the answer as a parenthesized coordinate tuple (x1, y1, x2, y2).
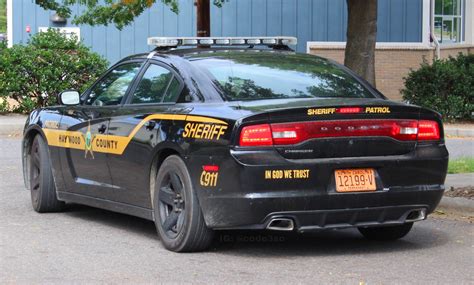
(266, 218, 295, 231)
(405, 209, 427, 223)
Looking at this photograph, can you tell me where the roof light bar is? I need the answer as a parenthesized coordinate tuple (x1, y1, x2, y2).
(147, 37, 297, 48)
(231, 39, 246, 45)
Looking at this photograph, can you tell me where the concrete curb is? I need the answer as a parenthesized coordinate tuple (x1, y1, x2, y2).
(437, 196, 474, 214)
(444, 127, 474, 138)
(445, 173, 474, 189)
(0, 125, 24, 136)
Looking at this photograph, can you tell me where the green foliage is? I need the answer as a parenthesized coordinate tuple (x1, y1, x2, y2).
(35, 0, 226, 29)
(0, 39, 9, 113)
(448, 157, 474, 174)
(402, 53, 474, 121)
(0, 37, 6, 50)
(0, 29, 108, 113)
(0, 0, 6, 34)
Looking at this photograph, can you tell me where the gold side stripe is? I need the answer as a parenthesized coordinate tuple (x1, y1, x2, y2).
(44, 114, 227, 155)
(43, 129, 86, 150)
(185, 115, 227, 125)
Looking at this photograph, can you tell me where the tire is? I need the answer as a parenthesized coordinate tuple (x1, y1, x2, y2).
(153, 155, 214, 252)
(29, 135, 65, 212)
(358, 223, 413, 241)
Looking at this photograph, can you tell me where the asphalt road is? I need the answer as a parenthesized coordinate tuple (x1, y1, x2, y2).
(1, 137, 473, 284)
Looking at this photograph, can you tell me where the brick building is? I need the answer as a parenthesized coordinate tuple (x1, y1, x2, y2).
(309, 0, 473, 101)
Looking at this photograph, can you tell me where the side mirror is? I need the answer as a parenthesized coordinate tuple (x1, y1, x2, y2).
(59, 90, 80, 106)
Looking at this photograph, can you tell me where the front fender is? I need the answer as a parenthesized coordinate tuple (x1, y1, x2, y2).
(21, 108, 63, 191)
(22, 121, 48, 190)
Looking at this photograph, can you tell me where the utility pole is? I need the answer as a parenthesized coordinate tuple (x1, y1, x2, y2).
(196, 0, 210, 37)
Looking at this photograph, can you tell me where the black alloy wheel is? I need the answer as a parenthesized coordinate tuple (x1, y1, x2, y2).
(29, 135, 64, 212)
(158, 172, 186, 239)
(153, 155, 213, 252)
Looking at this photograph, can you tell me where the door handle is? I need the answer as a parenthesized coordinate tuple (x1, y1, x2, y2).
(98, 124, 107, 134)
(144, 121, 156, 131)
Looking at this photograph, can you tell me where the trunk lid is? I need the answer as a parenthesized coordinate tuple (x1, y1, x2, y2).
(237, 98, 424, 159)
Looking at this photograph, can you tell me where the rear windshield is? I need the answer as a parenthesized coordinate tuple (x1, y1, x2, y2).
(191, 52, 376, 101)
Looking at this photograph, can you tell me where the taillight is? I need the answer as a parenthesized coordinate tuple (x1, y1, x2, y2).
(239, 120, 440, 147)
(239, 124, 273, 147)
(417, 120, 440, 140)
(271, 124, 300, 145)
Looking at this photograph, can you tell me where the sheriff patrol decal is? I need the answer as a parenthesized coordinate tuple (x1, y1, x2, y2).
(307, 108, 336, 115)
(365, 106, 391, 113)
(42, 114, 228, 156)
(307, 106, 391, 115)
(182, 123, 227, 140)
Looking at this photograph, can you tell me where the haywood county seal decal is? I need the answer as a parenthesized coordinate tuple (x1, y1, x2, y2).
(83, 122, 96, 159)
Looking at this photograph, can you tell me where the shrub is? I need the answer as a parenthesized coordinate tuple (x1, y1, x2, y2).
(0, 29, 108, 113)
(402, 53, 473, 121)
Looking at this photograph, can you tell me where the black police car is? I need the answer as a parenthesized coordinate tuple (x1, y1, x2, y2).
(22, 37, 448, 252)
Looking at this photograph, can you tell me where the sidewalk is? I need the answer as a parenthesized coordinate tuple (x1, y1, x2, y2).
(0, 115, 26, 136)
(437, 173, 474, 214)
(444, 123, 474, 138)
(444, 173, 474, 189)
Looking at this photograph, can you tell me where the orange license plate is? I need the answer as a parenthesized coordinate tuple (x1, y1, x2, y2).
(335, 168, 376, 192)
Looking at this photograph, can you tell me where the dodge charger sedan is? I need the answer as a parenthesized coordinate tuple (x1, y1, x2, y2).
(22, 37, 448, 252)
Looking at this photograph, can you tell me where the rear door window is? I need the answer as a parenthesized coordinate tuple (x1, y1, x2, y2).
(131, 64, 178, 104)
(162, 77, 182, 103)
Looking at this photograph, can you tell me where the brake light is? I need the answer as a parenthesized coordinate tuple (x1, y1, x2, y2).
(239, 120, 440, 146)
(417, 120, 440, 140)
(239, 124, 273, 146)
(336, 107, 364, 114)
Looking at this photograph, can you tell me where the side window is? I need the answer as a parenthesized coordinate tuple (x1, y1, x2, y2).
(163, 77, 182, 103)
(84, 63, 141, 106)
(131, 64, 176, 104)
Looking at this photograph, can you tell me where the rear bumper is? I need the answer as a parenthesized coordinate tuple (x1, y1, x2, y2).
(204, 186, 444, 230)
(265, 205, 428, 232)
(189, 144, 448, 230)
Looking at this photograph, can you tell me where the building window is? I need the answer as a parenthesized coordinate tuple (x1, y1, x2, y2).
(434, 0, 465, 43)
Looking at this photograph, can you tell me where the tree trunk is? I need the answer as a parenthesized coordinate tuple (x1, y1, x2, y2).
(196, 0, 210, 37)
(344, 0, 378, 87)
